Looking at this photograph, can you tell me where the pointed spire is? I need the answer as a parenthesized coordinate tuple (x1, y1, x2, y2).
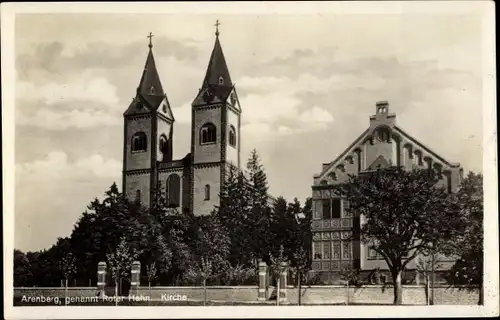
(137, 32, 164, 97)
(201, 20, 232, 88)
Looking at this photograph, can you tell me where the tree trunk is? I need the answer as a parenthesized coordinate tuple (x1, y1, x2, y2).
(65, 278, 68, 306)
(276, 278, 280, 306)
(298, 271, 302, 306)
(391, 270, 403, 305)
(203, 279, 207, 306)
(346, 280, 350, 305)
(425, 274, 430, 305)
(115, 282, 118, 306)
(148, 282, 151, 306)
(478, 284, 484, 305)
(430, 253, 435, 305)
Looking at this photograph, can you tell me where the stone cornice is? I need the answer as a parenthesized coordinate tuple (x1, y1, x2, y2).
(124, 169, 151, 176)
(193, 104, 223, 111)
(124, 114, 152, 121)
(193, 162, 222, 169)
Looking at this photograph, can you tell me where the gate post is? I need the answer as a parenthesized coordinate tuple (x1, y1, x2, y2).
(279, 261, 288, 302)
(131, 261, 141, 296)
(258, 261, 268, 301)
(97, 261, 107, 297)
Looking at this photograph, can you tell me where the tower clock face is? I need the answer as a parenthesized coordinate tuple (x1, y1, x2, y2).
(230, 92, 236, 105)
(203, 89, 214, 102)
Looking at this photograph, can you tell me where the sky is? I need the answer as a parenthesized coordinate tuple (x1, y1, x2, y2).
(13, 11, 486, 252)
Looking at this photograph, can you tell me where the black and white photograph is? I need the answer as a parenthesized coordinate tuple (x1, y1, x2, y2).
(2, 1, 497, 319)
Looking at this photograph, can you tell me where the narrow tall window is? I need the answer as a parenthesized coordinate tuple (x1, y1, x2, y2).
(332, 198, 341, 219)
(313, 242, 322, 260)
(322, 199, 331, 219)
(159, 135, 168, 160)
(135, 190, 141, 204)
(218, 76, 224, 85)
(342, 199, 351, 217)
(131, 132, 147, 152)
(166, 174, 181, 208)
(200, 123, 217, 144)
(204, 184, 210, 200)
(229, 125, 237, 147)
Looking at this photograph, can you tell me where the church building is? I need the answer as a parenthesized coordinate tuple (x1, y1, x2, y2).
(310, 101, 463, 282)
(122, 25, 242, 216)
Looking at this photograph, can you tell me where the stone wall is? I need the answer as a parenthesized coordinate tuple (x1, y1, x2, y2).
(137, 286, 258, 302)
(14, 287, 99, 298)
(14, 285, 478, 305)
(286, 285, 479, 305)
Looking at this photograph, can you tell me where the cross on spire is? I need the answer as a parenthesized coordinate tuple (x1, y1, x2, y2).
(147, 32, 154, 49)
(214, 20, 220, 37)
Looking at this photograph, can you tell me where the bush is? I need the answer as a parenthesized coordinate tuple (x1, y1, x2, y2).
(220, 264, 257, 285)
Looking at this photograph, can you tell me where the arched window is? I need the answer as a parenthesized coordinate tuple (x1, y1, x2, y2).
(200, 123, 217, 144)
(166, 174, 181, 208)
(376, 128, 390, 143)
(204, 184, 210, 200)
(149, 85, 155, 94)
(131, 132, 147, 152)
(414, 150, 423, 166)
(135, 190, 141, 204)
(229, 125, 236, 147)
(218, 76, 224, 85)
(159, 134, 168, 160)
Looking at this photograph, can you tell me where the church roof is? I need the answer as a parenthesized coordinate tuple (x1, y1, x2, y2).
(124, 38, 173, 117)
(138, 47, 165, 96)
(192, 29, 236, 107)
(314, 111, 461, 180)
(202, 35, 232, 88)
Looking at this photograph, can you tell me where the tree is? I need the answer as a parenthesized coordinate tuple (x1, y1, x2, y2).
(106, 237, 138, 305)
(292, 246, 309, 306)
(445, 172, 483, 305)
(14, 250, 32, 287)
(269, 245, 287, 306)
(199, 257, 213, 306)
(216, 166, 253, 266)
(246, 149, 273, 263)
(60, 252, 77, 305)
(333, 167, 462, 305)
(146, 262, 157, 305)
(416, 252, 441, 305)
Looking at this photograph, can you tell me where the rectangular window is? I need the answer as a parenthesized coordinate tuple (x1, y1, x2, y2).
(322, 199, 331, 219)
(342, 199, 351, 217)
(342, 241, 352, 259)
(313, 242, 322, 260)
(332, 241, 341, 260)
(332, 198, 341, 218)
(323, 241, 331, 260)
(368, 246, 384, 260)
(313, 200, 321, 219)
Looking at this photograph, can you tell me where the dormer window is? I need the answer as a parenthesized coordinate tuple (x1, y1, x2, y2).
(149, 85, 155, 94)
(218, 76, 224, 85)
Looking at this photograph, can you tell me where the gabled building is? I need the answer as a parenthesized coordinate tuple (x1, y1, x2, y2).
(310, 101, 463, 282)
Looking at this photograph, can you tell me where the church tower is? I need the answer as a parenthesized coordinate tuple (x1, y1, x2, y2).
(190, 21, 242, 215)
(123, 33, 175, 208)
